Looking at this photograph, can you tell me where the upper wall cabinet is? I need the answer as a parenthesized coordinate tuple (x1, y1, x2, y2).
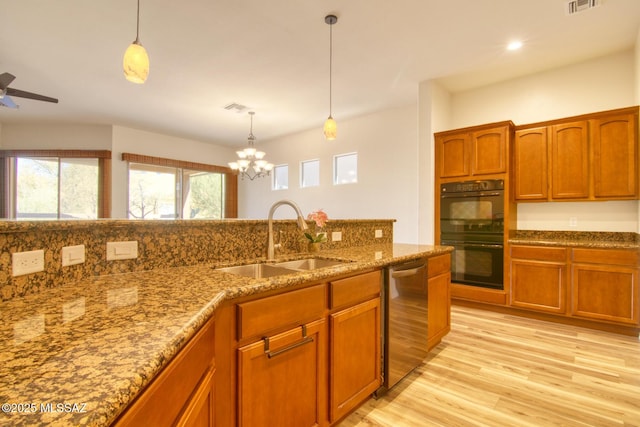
(435, 121, 513, 180)
(513, 106, 639, 202)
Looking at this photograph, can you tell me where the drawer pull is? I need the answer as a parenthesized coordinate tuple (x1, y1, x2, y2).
(263, 325, 314, 359)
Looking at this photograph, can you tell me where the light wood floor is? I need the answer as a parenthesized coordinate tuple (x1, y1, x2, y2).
(340, 305, 640, 427)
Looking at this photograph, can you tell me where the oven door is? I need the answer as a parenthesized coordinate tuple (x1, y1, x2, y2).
(440, 240, 504, 289)
(440, 192, 504, 235)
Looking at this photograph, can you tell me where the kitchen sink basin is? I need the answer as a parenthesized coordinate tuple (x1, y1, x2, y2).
(216, 263, 297, 278)
(273, 258, 349, 270)
(216, 258, 350, 278)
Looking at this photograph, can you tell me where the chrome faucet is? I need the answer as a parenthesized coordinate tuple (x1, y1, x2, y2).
(267, 200, 309, 260)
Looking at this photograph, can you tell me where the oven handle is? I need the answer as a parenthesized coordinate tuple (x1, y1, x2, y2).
(441, 241, 503, 249)
(441, 192, 502, 199)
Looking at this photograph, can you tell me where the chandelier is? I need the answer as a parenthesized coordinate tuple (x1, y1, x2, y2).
(229, 112, 274, 180)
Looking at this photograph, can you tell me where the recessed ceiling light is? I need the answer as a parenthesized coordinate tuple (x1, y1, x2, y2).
(507, 40, 523, 51)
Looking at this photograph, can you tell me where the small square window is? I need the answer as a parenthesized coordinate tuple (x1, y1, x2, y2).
(301, 159, 320, 188)
(333, 153, 357, 185)
(273, 164, 289, 190)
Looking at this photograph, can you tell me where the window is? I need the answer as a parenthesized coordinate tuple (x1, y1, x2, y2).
(0, 150, 111, 219)
(300, 159, 320, 188)
(123, 153, 236, 219)
(273, 164, 289, 190)
(333, 152, 358, 185)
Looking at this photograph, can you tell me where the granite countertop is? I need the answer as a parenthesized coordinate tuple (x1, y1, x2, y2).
(0, 243, 451, 427)
(509, 231, 640, 250)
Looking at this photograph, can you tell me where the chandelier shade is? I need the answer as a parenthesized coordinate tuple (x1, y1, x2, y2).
(228, 112, 274, 181)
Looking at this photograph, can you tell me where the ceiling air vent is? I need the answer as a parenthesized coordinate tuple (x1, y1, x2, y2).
(223, 102, 248, 113)
(566, 0, 599, 15)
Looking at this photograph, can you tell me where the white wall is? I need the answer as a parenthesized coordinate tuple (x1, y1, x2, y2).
(442, 49, 639, 232)
(0, 123, 112, 149)
(0, 123, 235, 219)
(239, 104, 421, 244)
(418, 81, 451, 244)
(111, 126, 236, 218)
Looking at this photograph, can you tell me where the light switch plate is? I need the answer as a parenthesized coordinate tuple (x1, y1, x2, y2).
(106, 241, 138, 261)
(62, 244, 85, 267)
(375, 229, 383, 238)
(332, 231, 342, 242)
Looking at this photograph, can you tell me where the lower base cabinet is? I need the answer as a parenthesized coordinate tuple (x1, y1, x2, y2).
(572, 248, 639, 325)
(509, 245, 639, 328)
(113, 317, 216, 427)
(427, 254, 451, 350)
(329, 295, 381, 423)
(237, 320, 326, 427)
(510, 246, 568, 314)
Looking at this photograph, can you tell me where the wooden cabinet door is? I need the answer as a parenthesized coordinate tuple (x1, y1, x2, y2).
(175, 368, 215, 427)
(591, 112, 638, 199)
(471, 126, 507, 175)
(513, 127, 548, 200)
(237, 319, 326, 427)
(436, 132, 470, 178)
(571, 263, 639, 325)
(510, 246, 567, 314)
(427, 272, 450, 351)
(511, 261, 566, 313)
(329, 298, 381, 423)
(550, 121, 589, 199)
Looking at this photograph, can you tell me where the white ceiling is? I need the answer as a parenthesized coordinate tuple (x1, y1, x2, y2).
(1, 0, 639, 147)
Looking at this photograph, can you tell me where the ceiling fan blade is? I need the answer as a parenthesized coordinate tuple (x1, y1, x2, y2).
(0, 73, 16, 90)
(0, 95, 18, 109)
(6, 87, 58, 103)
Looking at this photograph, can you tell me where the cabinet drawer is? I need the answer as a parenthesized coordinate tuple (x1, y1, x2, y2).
(511, 245, 567, 262)
(428, 254, 451, 278)
(237, 284, 326, 340)
(572, 248, 639, 266)
(115, 318, 215, 427)
(330, 270, 381, 309)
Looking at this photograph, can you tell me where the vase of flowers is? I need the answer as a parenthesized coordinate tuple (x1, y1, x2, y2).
(305, 209, 328, 252)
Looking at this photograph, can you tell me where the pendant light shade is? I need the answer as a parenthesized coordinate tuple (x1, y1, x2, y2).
(323, 14, 338, 140)
(323, 116, 337, 140)
(123, 0, 149, 84)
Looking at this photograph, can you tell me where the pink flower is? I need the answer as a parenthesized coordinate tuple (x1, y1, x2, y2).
(307, 209, 328, 228)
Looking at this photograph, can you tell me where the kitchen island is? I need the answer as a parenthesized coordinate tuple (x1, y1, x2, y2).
(0, 243, 451, 427)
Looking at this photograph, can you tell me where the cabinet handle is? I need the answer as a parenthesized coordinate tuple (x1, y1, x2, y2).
(263, 325, 314, 359)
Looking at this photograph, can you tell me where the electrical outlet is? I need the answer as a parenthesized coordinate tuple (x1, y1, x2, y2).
(62, 244, 85, 267)
(569, 217, 578, 227)
(12, 249, 45, 276)
(331, 231, 342, 242)
(106, 241, 138, 261)
(375, 229, 383, 238)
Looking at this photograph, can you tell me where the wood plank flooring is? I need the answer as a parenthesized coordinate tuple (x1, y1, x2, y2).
(340, 305, 640, 427)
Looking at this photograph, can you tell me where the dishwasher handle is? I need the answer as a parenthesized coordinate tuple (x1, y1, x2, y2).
(391, 264, 426, 279)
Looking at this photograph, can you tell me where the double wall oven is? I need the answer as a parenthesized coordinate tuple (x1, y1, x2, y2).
(440, 179, 505, 289)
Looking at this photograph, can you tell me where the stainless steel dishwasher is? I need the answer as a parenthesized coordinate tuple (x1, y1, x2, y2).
(376, 259, 428, 397)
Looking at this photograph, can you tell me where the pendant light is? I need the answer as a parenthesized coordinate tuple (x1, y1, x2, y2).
(323, 14, 338, 140)
(228, 112, 274, 180)
(123, 0, 149, 84)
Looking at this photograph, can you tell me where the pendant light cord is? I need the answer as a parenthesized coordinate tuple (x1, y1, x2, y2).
(135, 0, 141, 43)
(328, 21, 333, 117)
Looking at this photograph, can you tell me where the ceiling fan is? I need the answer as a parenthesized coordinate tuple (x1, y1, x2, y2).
(0, 72, 58, 108)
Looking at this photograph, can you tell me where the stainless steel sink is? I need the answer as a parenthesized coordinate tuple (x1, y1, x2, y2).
(216, 263, 297, 278)
(273, 258, 348, 271)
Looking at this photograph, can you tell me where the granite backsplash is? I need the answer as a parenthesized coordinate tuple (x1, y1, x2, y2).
(0, 218, 394, 301)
